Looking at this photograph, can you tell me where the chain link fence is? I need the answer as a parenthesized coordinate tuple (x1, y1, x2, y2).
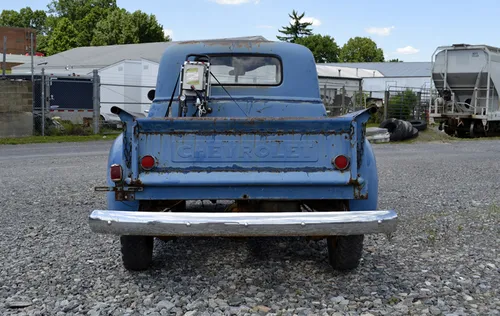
(319, 78, 366, 117)
(2, 67, 156, 137)
(28, 70, 101, 136)
(3, 68, 435, 138)
(0, 76, 34, 138)
(32, 75, 45, 135)
(385, 86, 431, 122)
(319, 83, 433, 125)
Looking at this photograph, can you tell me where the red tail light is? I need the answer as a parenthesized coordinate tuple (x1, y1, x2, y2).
(141, 155, 156, 170)
(110, 164, 123, 182)
(333, 155, 350, 170)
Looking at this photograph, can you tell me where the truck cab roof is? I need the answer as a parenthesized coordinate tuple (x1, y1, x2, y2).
(153, 39, 322, 104)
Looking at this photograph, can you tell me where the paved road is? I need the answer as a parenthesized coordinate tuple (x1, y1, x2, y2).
(0, 140, 499, 315)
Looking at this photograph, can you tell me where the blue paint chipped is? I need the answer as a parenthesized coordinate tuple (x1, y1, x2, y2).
(104, 39, 379, 205)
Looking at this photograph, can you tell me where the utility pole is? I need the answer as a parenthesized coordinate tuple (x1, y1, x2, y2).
(2, 36, 6, 77)
(31, 32, 36, 134)
(30, 33, 34, 81)
(92, 69, 101, 134)
(41, 67, 45, 136)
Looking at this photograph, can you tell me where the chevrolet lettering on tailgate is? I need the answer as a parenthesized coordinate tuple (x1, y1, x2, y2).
(174, 141, 318, 162)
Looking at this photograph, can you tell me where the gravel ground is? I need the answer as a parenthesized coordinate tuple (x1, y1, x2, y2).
(0, 140, 499, 316)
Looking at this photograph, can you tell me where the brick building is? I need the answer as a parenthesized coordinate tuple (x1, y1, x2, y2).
(0, 26, 37, 55)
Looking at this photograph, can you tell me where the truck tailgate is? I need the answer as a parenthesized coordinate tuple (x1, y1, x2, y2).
(116, 107, 374, 200)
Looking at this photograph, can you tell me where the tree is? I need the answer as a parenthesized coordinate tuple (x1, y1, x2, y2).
(91, 9, 137, 46)
(388, 58, 403, 62)
(47, 0, 117, 21)
(0, 7, 49, 54)
(295, 34, 339, 63)
(0, 7, 47, 32)
(19, 7, 47, 32)
(277, 10, 313, 43)
(339, 37, 385, 62)
(47, 0, 118, 48)
(131, 10, 170, 42)
(45, 17, 78, 55)
(2, 1, 171, 55)
(36, 15, 59, 55)
(74, 5, 115, 47)
(91, 9, 169, 46)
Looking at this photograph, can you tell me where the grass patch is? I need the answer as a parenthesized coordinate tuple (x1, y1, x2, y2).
(388, 124, 500, 144)
(0, 118, 121, 145)
(369, 119, 500, 145)
(0, 134, 118, 145)
(394, 127, 454, 144)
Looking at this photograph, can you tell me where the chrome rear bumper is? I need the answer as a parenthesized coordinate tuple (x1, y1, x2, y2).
(89, 210, 397, 237)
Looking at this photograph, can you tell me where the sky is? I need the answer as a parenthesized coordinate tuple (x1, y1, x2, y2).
(4, 0, 500, 62)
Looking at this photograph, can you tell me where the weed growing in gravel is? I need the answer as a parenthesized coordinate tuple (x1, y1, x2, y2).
(488, 203, 500, 214)
(426, 229, 437, 245)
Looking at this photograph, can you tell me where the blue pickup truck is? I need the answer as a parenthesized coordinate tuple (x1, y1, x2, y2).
(89, 39, 397, 272)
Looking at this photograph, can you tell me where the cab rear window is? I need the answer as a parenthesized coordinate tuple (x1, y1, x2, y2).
(209, 55, 282, 86)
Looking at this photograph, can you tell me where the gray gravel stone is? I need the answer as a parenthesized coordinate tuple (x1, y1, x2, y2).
(157, 300, 175, 311)
(0, 140, 499, 316)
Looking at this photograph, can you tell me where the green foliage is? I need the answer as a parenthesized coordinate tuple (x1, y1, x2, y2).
(388, 89, 418, 120)
(277, 10, 313, 43)
(91, 8, 138, 46)
(1, 0, 170, 56)
(92, 9, 168, 46)
(388, 58, 403, 62)
(295, 34, 339, 63)
(339, 37, 385, 62)
(47, 0, 117, 21)
(277, 11, 388, 63)
(46, 17, 79, 55)
(0, 10, 22, 27)
(131, 10, 170, 42)
(46, 119, 92, 136)
(0, 134, 116, 145)
(351, 91, 370, 108)
(74, 6, 116, 47)
(0, 8, 47, 32)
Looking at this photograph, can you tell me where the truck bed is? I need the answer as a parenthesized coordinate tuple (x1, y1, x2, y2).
(114, 107, 373, 201)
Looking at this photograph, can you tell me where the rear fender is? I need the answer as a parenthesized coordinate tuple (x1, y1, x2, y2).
(349, 137, 378, 211)
(106, 132, 140, 211)
(343, 106, 378, 208)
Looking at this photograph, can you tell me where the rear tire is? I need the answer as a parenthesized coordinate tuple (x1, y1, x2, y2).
(327, 235, 364, 271)
(120, 235, 154, 271)
(411, 127, 419, 139)
(380, 119, 414, 141)
(409, 119, 427, 131)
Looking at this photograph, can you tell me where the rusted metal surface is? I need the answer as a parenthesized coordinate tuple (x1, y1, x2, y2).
(109, 108, 382, 204)
(176, 39, 268, 48)
(136, 117, 353, 136)
(139, 130, 350, 136)
(90, 40, 396, 275)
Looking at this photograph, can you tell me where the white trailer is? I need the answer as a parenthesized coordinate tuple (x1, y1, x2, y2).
(430, 44, 500, 137)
